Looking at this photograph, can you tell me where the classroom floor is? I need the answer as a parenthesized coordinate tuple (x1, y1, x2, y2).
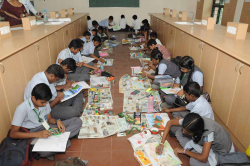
(32, 32, 190, 166)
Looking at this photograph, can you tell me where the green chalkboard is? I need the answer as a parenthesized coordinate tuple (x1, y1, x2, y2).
(89, 0, 139, 7)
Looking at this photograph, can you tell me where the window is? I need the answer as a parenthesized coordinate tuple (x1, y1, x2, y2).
(211, 0, 225, 25)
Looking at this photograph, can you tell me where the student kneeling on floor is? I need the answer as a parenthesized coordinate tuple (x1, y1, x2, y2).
(10, 83, 82, 161)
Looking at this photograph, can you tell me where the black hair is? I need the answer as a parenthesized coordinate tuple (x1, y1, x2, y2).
(92, 20, 98, 26)
(61, 58, 77, 72)
(68, 39, 82, 49)
(151, 48, 163, 62)
(147, 39, 157, 47)
(182, 113, 206, 144)
(183, 82, 201, 98)
(76, 38, 84, 45)
(92, 36, 101, 43)
(98, 26, 104, 32)
(91, 29, 98, 34)
(150, 32, 158, 39)
(46, 64, 65, 79)
(87, 16, 91, 20)
(83, 31, 91, 37)
(121, 15, 125, 19)
(132, 15, 137, 20)
(32, 83, 52, 101)
(109, 16, 113, 20)
(142, 19, 149, 27)
(179, 56, 195, 85)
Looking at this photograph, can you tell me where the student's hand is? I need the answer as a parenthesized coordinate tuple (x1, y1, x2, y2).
(174, 147, 184, 156)
(57, 92, 65, 100)
(177, 89, 184, 97)
(171, 83, 180, 88)
(155, 144, 164, 155)
(76, 62, 83, 67)
(141, 72, 147, 77)
(142, 68, 149, 72)
(162, 107, 171, 113)
(65, 82, 73, 90)
(57, 120, 65, 133)
(175, 117, 183, 120)
(100, 58, 105, 63)
(94, 67, 100, 70)
(37, 130, 52, 138)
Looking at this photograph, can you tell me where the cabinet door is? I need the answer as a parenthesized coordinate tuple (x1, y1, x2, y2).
(173, 29, 182, 58)
(0, 75, 12, 142)
(21, 44, 40, 82)
(63, 25, 71, 48)
(150, 15, 153, 31)
(181, 32, 191, 56)
(48, 33, 58, 65)
(0, 52, 26, 117)
(221, 2, 230, 26)
(70, 23, 76, 40)
(56, 29, 65, 54)
(81, 16, 87, 34)
(79, 18, 83, 36)
(211, 52, 239, 125)
(228, 64, 250, 149)
(76, 19, 81, 37)
(163, 22, 168, 48)
(240, 2, 250, 23)
(153, 17, 157, 32)
(37, 37, 51, 71)
(156, 19, 161, 41)
(199, 43, 218, 94)
(167, 25, 176, 57)
(189, 37, 202, 67)
(161, 22, 167, 46)
(196, 0, 204, 19)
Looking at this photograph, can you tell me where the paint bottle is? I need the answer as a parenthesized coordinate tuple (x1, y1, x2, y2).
(246, 145, 250, 157)
(148, 95, 154, 112)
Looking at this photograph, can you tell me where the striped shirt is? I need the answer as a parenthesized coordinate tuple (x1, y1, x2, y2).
(156, 44, 171, 60)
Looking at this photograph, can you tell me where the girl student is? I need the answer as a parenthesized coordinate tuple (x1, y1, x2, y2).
(141, 49, 181, 90)
(156, 113, 235, 166)
(162, 56, 203, 107)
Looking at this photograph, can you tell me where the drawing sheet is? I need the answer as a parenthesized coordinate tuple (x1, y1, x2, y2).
(33, 132, 70, 152)
(145, 113, 170, 130)
(161, 88, 181, 95)
(98, 59, 114, 66)
(90, 77, 109, 86)
(82, 56, 95, 63)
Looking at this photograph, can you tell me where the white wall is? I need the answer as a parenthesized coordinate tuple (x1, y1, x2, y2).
(234, 0, 244, 22)
(34, 0, 198, 25)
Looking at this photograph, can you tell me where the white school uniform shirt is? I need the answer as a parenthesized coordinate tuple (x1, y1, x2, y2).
(18, 0, 37, 15)
(89, 31, 94, 41)
(132, 19, 141, 30)
(57, 48, 82, 64)
(155, 38, 163, 46)
(99, 18, 109, 28)
(90, 26, 99, 31)
(24, 72, 57, 101)
(176, 71, 204, 87)
(80, 36, 91, 45)
(119, 18, 127, 29)
(12, 98, 51, 129)
(81, 41, 95, 56)
(87, 19, 92, 30)
(185, 96, 215, 120)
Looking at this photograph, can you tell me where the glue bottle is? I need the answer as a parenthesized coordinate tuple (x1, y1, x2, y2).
(148, 95, 154, 112)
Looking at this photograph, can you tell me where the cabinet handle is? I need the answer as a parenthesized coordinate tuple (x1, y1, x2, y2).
(34, 43, 38, 52)
(55, 32, 58, 38)
(239, 64, 244, 74)
(0, 62, 4, 73)
(199, 42, 202, 49)
(37, 43, 40, 50)
(235, 61, 239, 72)
(201, 42, 204, 50)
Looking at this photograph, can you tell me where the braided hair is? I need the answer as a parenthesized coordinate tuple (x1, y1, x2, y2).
(182, 113, 207, 143)
(151, 48, 163, 75)
(179, 56, 195, 86)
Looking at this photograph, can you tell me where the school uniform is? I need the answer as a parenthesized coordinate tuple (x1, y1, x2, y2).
(155, 44, 171, 60)
(56, 48, 90, 82)
(164, 66, 203, 106)
(87, 19, 92, 30)
(12, 98, 82, 157)
(90, 26, 99, 31)
(80, 36, 90, 45)
(81, 41, 100, 58)
(119, 18, 127, 29)
(99, 18, 109, 28)
(176, 117, 234, 166)
(89, 31, 95, 41)
(132, 19, 141, 31)
(24, 72, 84, 120)
(155, 38, 163, 45)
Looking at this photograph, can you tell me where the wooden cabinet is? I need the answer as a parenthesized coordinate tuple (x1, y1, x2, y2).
(76, 19, 81, 37)
(0, 52, 26, 117)
(173, 29, 191, 58)
(63, 25, 71, 48)
(152, 16, 157, 32)
(189, 37, 202, 67)
(211, 52, 239, 125)
(56, 29, 65, 54)
(37, 38, 51, 71)
(0, 74, 12, 141)
(228, 64, 250, 149)
(48, 33, 58, 65)
(81, 16, 87, 34)
(166, 25, 176, 57)
(240, 2, 250, 32)
(21, 44, 41, 82)
(156, 19, 163, 43)
(195, 0, 213, 20)
(221, 0, 238, 26)
(199, 43, 218, 95)
(163, 22, 168, 48)
(150, 15, 154, 31)
(70, 22, 76, 40)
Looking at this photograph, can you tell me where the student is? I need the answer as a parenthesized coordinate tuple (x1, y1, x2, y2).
(141, 49, 180, 89)
(163, 56, 203, 107)
(139, 19, 150, 36)
(87, 16, 92, 30)
(98, 26, 108, 42)
(131, 15, 141, 32)
(147, 39, 171, 60)
(90, 29, 97, 41)
(157, 113, 234, 166)
(11, 83, 82, 161)
(98, 16, 114, 39)
(119, 14, 127, 30)
(80, 31, 91, 44)
(136, 31, 162, 52)
(90, 20, 99, 30)
(150, 32, 162, 45)
(24, 64, 84, 120)
(81, 36, 105, 63)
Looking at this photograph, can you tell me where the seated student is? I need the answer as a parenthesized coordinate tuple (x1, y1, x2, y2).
(163, 56, 203, 107)
(11, 83, 82, 161)
(90, 29, 97, 41)
(81, 36, 105, 63)
(87, 16, 92, 30)
(90, 20, 99, 30)
(98, 26, 108, 42)
(138, 19, 150, 36)
(147, 39, 171, 60)
(80, 31, 91, 44)
(157, 113, 235, 166)
(141, 49, 181, 89)
(98, 16, 114, 39)
(119, 14, 127, 31)
(150, 32, 162, 45)
(131, 15, 141, 33)
(24, 64, 84, 120)
(136, 31, 162, 52)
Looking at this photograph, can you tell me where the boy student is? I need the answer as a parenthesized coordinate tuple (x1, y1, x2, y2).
(119, 14, 127, 30)
(131, 15, 141, 32)
(147, 39, 171, 60)
(90, 29, 97, 41)
(90, 20, 99, 30)
(87, 16, 92, 30)
(81, 36, 105, 63)
(24, 64, 84, 120)
(80, 31, 91, 44)
(98, 16, 114, 39)
(11, 83, 82, 161)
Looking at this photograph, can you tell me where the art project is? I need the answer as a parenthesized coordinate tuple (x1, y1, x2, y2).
(139, 58, 151, 67)
(143, 141, 182, 166)
(88, 88, 113, 108)
(61, 82, 90, 102)
(83, 102, 113, 116)
(112, 25, 121, 31)
(98, 51, 109, 57)
(161, 88, 181, 95)
(90, 77, 110, 88)
(145, 113, 170, 130)
(119, 74, 131, 93)
(129, 114, 150, 130)
(129, 47, 141, 51)
(78, 115, 127, 138)
(82, 56, 95, 63)
(123, 77, 151, 91)
(98, 59, 114, 66)
(33, 132, 70, 152)
(134, 150, 152, 166)
(128, 130, 152, 150)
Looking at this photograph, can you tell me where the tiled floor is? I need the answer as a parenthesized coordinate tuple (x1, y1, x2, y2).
(32, 32, 190, 166)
